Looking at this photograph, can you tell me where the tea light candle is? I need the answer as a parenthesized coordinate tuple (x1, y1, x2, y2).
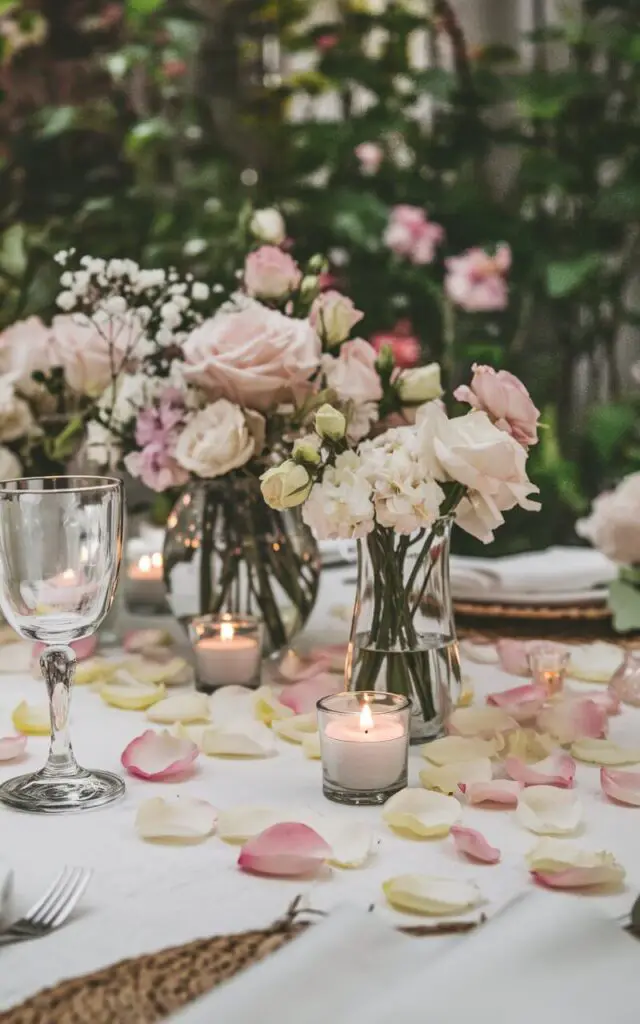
(318, 692, 410, 805)
(126, 551, 167, 612)
(189, 615, 262, 692)
(128, 552, 163, 582)
(528, 645, 570, 697)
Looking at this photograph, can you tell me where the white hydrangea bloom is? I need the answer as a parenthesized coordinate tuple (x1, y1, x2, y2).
(303, 451, 374, 541)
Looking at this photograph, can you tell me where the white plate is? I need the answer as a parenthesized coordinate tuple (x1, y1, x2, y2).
(453, 586, 609, 607)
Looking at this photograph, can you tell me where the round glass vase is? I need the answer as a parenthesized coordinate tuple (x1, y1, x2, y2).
(162, 474, 321, 656)
(345, 517, 462, 743)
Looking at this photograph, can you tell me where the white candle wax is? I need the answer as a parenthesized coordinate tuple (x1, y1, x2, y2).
(322, 707, 407, 791)
(195, 635, 260, 688)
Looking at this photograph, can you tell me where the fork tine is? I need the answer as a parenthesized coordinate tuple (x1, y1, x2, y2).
(37, 867, 83, 927)
(50, 869, 92, 929)
(24, 867, 71, 923)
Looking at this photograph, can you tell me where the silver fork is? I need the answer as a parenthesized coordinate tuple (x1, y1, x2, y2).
(0, 866, 92, 947)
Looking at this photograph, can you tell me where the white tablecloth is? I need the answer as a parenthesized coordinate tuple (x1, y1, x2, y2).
(1, 568, 639, 1011)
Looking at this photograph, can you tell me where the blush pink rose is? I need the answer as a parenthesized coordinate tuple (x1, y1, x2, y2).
(244, 246, 302, 300)
(576, 473, 640, 565)
(322, 338, 383, 407)
(371, 320, 421, 369)
(384, 205, 444, 265)
(445, 244, 511, 312)
(51, 312, 142, 397)
(454, 364, 540, 447)
(355, 142, 383, 175)
(182, 302, 321, 412)
(0, 316, 54, 389)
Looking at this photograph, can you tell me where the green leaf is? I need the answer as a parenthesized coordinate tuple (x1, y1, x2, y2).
(587, 403, 636, 463)
(596, 184, 640, 221)
(125, 0, 165, 20)
(546, 254, 601, 298)
(608, 579, 640, 634)
(37, 106, 77, 138)
(0, 224, 27, 276)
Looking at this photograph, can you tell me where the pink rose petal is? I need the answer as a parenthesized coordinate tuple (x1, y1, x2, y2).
(121, 729, 199, 781)
(459, 780, 522, 807)
(487, 683, 547, 723)
(505, 753, 576, 788)
(33, 636, 98, 663)
(279, 675, 342, 715)
(600, 767, 640, 807)
(532, 868, 619, 890)
(451, 825, 501, 864)
(496, 638, 530, 676)
(238, 822, 332, 877)
(0, 734, 27, 761)
(277, 650, 333, 683)
(308, 644, 348, 673)
(538, 698, 608, 744)
(563, 687, 621, 716)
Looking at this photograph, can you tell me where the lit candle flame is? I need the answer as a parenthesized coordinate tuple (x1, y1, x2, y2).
(151, 552, 163, 569)
(138, 555, 151, 573)
(220, 622, 235, 642)
(61, 569, 76, 582)
(359, 702, 374, 733)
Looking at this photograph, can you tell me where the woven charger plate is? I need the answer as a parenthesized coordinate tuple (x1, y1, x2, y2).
(451, 596, 637, 644)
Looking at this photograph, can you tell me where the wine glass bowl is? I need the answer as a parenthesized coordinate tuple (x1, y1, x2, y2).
(0, 476, 125, 813)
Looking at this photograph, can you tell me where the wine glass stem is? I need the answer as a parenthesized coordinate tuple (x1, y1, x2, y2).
(41, 645, 79, 777)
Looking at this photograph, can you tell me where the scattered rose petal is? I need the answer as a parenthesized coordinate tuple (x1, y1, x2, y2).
(383, 874, 482, 916)
(421, 735, 504, 765)
(459, 779, 521, 807)
(571, 737, 640, 766)
(503, 728, 556, 762)
(0, 642, 35, 674)
(278, 675, 342, 715)
(11, 701, 50, 736)
(276, 649, 332, 682)
(136, 795, 217, 843)
(382, 788, 461, 838)
(496, 638, 530, 676)
(537, 698, 608, 745)
(33, 636, 98, 664)
(451, 826, 500, 864)
(516, 785, 582, 835)
(505, 753, 576, 788)
(124, 629, 173, 654)
(563, 687, 621, 716)
(419, 758, 492, 796)
(457, 683, 474, 707)
(238, 822, 331, 877)
(171, 722, 208, 747)
(308, 644, 347, 673)
(147, 693, 210, 724)
(217, 807, 291, 844)
(460, 639, 499, 665)
(0, 734, 27, 761)
(74, 657, 119, 686)
(272, 713, 318, 744)
(302, 732, 321, 760)
(487, 684, 547, 724)
(209, 686, 255, 724)
(447, 706, 517, 739)
(0, 624, 18, 645)
(568, 642, 623, 683)
(318, 821, 377, 868)
(127, 656, 193, 687)
(200, 721, 276, 758)
(121, 729, 198, 780)
(526, 838, 625, 890)
(254, 685, 294, 726)
(102, 674, 166, 711)
(601, 767, 640, 806)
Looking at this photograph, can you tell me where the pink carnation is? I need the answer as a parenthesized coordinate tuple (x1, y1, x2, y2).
(445, 244, 511, 312)
(124, 387, 190, 492)
(454, 364, 540, 447)
(355, 142, 383, 175)
(384, 205, 444, 265)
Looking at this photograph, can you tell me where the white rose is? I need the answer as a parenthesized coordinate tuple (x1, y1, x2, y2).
(293, 434, 322, 466)
(309, 291, 363, 345)
(0, 445, 21, 480)
(250, 208, 286, 246)
(398, 362, 442, 404)
(577, 473, 640, 564)
(302, 451, 374, 541)
(174, 400, 262, 479)
(0, 375, 35, 442)
(315, 403, 346, 441)
(261, 461, 312, 510)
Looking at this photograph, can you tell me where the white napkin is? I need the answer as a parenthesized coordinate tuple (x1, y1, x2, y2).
(318, 540, 358, 568)
(0, 859, 13, 920)
(451, 546, 615, 600)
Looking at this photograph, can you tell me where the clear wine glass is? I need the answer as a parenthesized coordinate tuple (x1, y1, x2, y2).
(0, 476, 125, 813)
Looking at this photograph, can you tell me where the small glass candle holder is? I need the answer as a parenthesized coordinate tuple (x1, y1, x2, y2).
(528, 644, 570, 697)
(189, 614, 263, 693)
(317, 691, 410, 806)
(124, 544, 168, 614)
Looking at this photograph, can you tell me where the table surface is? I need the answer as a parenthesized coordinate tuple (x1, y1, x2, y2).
(1, 567, 639, 1012)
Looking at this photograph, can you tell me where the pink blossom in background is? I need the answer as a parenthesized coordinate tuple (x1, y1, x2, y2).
(445, 244, 511, 312)
(162, 59, 187, 79)
(124, 387, 190, 492)
(124, 444, 189, 493)
(244, 246, 302, 301)
(384, 205, 444, 265)
(316, 34, 339, 52)
(371, 320, 421, 369)
(455, 364, 540, 447)
(355, 142, 384, 176)
(317, 271, 339, 291)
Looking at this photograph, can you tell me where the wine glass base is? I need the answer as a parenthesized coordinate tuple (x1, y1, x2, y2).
(0, 767, 125, 813)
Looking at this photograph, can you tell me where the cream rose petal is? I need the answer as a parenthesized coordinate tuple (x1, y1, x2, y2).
(200, 721, 276, 758)
(568, 642, 623, 683)
(600, 767, 640, 806)
(217, 806, 292, 844)
(209, 686, 255, 725)
(136, 796, 217, 843)
(101, 675, 166, 711)
(319, 821, 377, 869)
(121, 729, 199, 780)
(526, 838, 625, 889)
(124, 629, 173, 654)
(447, 706, 517, 739)
(460, 639, 499, 665)
(74, 657, 118, 686)
(147, 693, 210, 724)
(571, 737, 640, 766)
(0, 734, 27, 761)
(420, 735, 503, 765)
(302, 732, 321, 760)
(516, 785, 582, 835)
(171, 722, 208, 748)
(419, 758, 492, 796)
(272, 713, 318, 744)
(450, 826, 500, 864)
(459, 779, 522, 807)
(382, 788, 461, 838)
(503, 728, 557, 762)
(127, 656, 194, 687)
(382, 874, 483, 916)
(12, 701, 50, 736)
(254, 685, 294, 726)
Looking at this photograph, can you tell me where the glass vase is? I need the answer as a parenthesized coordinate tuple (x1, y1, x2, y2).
(162, 474, 321, 656)
(346, 517, 462, 743)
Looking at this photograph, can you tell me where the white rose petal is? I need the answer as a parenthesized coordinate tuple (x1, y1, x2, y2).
(420, 735, 504, 765)
(383, 874, 483, 916)
(516, 786, 583, 835)
(147, 693, 210, 724)
(136, 796, 218, 843)
(382, 788, 461, 838)
(419, 758, 492, 795)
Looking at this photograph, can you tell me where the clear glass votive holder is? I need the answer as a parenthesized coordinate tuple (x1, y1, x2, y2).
(189, 614, 263, 693)
(317, 691, 410, 806)
(528, 644, 570, 697)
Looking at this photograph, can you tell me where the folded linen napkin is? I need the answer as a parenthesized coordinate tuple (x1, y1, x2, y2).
(451, 546, 615, 600)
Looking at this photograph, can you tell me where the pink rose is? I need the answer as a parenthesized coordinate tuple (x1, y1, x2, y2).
(316, 33, 339, 51)
(183, 302, 321, 412)
(577, 473, 640, 565)
(454, 364, 540, 447)
(371, 320, 420, 369)
(244, 246, 302, 300)
(310, 290, 363, 345)
(0, 316, 54, 389)
(445, 244, 511, 312)
(384, 205, 444, 265)
(322, 338, 382, 441)
(355, 142, 383, 175)
(51, 312, 142, 397)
